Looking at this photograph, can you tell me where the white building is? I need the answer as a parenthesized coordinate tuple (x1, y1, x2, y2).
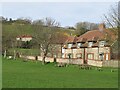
(16, 35, 32, 42)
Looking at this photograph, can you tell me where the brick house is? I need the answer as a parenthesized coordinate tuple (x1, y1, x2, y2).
(62, 23, 116, 64)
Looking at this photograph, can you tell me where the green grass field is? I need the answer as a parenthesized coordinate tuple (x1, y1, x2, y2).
(2, 58, 118, 88)
(8, 48, 40, 56)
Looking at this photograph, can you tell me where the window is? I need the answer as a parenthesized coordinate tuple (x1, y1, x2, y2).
(99, 41, 106, 46)
(76, 53, 82, 59)
(88, 42, 93, 47)
(87, 54, 94, 59)
(68, 43, 72, 48)
(77, 43, 82, 48)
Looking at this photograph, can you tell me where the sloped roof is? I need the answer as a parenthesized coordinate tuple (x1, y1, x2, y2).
(77, 38, 87, 43)
(65, 36, 78, 43)
(64, 23, 116, 48)
(77, 30, 105, 42)
(65, 23, 116, 44)
(65, 29, 116, 44)
(16, 35, 32, 38)
(52, 36, 68, 44)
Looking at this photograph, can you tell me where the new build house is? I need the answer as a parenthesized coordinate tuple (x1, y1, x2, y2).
(62, 23, 116, 65)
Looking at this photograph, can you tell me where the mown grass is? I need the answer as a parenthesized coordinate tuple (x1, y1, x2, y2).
(2, 58, 118, 88)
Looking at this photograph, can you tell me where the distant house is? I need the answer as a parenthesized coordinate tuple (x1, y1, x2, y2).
(62, 23, 116, 64)
(16, 35, 32, 42)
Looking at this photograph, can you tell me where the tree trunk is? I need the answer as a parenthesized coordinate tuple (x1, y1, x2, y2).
(4, 49, 6, 58)
(42, 55, 46, 65)
(13, 50, 16, 60)
(42, 52, 47, 65)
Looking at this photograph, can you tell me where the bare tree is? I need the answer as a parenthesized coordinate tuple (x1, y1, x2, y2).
(103, 3, 119, 28)
(43, 17, 60, 27)
(33, 17, 60, 65)
(103, 4, 119, 41)
(48, 32, 68, 58)
(103, 3, 120, 59)
(2, 29, 18, 59)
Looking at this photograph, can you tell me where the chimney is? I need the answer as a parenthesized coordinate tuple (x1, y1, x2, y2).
(98, 23, 106, 31)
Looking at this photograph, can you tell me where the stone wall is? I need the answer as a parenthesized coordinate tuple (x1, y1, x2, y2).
(26, 56, 35, 60)
(57, 58, 83, 64)
(87, 60, 103, 67)
(102, 60, 119, 68)
(69, 59, 83, 64)
(20, 55, 54, 62)
(45, 57, 54, 62)
(56, 58, 68, 63)
(20, 55, 35, 60)
(37, 56, 54, 62)
(20, 55, 118, 67)
(88, 60, 119, 67)
(38, 56, 42, 61)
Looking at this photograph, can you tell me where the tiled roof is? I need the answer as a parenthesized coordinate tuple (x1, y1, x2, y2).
(65, 29, 116, 44)
(65, 36, 78, 43)
(16, 35, 32, 38)
(77, 30, 105, 42)
(77, 38, 87, 42)
(63, 23, 116, 48)
(52, 36, 68, 44)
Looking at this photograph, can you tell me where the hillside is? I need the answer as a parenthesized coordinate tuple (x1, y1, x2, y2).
(2, 24, 75, 37)
(2, 23, 76, 56)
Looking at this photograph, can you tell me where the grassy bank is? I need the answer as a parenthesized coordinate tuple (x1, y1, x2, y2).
(8, 48, 40, 56)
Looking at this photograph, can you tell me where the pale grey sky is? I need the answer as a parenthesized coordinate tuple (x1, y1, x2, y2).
(1, 2, 118, 27)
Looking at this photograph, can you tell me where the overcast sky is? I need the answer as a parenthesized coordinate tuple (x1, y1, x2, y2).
(1, 2, 118, 27)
